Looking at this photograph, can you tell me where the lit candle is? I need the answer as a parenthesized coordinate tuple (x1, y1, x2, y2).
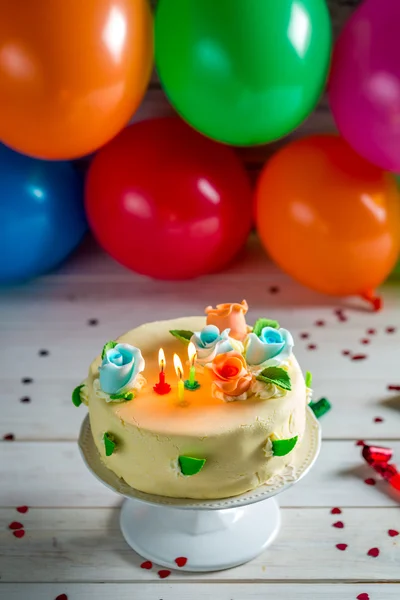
(184, 342, 200, 390)
(153, 348, 171, 395)
(173, 353, 185, 404)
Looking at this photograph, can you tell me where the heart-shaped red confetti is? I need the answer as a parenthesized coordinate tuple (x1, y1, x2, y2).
(140, 560, 152, 569)
(300, 333, 309, 339)
(364, 478, 376, 486)
(361, 339, 370, 345)
(333, 521, 344, 529)
(158, 569, 171, 579)
(13, 530, 25, 539)
(352, 354, 367, 361)
(367, 547, 380, 558)
(16, 506, 28, 514)
(315, 320, 325, 327)
(307, 344, 317, 350)
(3, 433, 15, 441)
(9, 522, 23, 530)
(342, 350, 351, 356)
(367, 328, 376, 335)
(386, 327, 396, 334)
(357, 594, 370, 600)
(373, 417, 384, 423)
(175, 556, 187, 567)
(55, 595, 68, 600)
(387, 385, 400, 391)
(356, 440, 365, 446)
(388, 529, 399, 537)
(331, 507, 342, 514)
(336, 543, 347, 551)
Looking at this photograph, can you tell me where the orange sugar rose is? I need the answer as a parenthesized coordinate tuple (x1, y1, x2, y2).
(205, 300, 249, 341)
(206, 351, 252, 397)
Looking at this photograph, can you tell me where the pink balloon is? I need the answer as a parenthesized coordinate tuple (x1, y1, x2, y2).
(329, 0, 400, 172)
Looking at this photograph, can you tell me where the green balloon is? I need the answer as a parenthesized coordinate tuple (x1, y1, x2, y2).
(155, 0, 332, 146)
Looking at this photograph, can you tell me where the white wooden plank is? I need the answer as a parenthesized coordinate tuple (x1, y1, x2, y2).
(0, 508, 398, 582)
(2, 583, 399, 600)
(1, 441, 399, 508)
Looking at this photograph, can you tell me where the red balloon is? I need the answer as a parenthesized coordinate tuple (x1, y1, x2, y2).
(85, 118, 253, 279)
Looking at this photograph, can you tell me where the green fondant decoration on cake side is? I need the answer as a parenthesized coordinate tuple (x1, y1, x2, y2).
(179, 455, 206, 476)
(272, 436, 298, 456)
(169, 330, 194, 344)
(101, 340, 118, 359)
(103, 432, 116, 457)
(252, 318, 280, 337)
(256, 366, 291, 391)
(309, 397, 331, 419)
(305, 371, 313, 388)
(109, 391, 135, 402)
(72, 384, 84, 407)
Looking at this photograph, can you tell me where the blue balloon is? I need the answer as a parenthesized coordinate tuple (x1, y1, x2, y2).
(0, 144, 87, 283)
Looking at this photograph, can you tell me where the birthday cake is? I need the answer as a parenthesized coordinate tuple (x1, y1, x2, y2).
(73, 301, 311, 499)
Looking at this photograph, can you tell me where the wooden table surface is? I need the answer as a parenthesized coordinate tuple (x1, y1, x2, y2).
(1, 235, 399, 599)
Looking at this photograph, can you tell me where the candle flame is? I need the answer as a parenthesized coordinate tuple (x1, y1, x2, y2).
(173, 353, 183, 379)
(188, 341, 197, 366)
(158, 348, 166, 371)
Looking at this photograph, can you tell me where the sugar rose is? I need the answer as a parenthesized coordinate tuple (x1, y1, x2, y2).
(205, 300, 248, 341)
(206, 351, 252, 397)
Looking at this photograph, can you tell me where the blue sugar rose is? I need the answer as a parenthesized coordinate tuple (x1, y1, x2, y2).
(99, 343, 145, 394)
(246, 327, 294, 366)
(191, 325, 233, 365)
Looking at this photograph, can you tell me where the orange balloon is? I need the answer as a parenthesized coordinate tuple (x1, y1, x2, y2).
(0, 0, 153, 159)
(256, 135, 400, 301)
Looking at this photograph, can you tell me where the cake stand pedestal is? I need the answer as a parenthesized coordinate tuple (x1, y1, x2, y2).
(79, 408, 321, 572)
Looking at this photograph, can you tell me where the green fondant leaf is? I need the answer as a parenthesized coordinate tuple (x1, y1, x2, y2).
(305, 371, 313, 388)
(179, 455, 206, 476)
(103, 432, 116, 457)
(272, 436, 298, 457)
(101, 340, 118, 359)
(72, 384, 84, 407)
(109, 391, 135, 402)
(310, 397, 331, 419)
(256, 366, 291, 391)
(169, 330, 194, 344)
(253, 318, 280, 337)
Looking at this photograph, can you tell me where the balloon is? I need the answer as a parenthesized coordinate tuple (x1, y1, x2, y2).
(155, 0, 331, 146)
(256, 135, 400, 303)
(329, 0, 400, 172)
(0, 0, 153, 160)
(85, 118, 253, 280)
(0, 145, 87, 283)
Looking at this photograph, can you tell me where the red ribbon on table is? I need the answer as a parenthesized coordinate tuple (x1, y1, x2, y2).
(362, 444, 400, 491)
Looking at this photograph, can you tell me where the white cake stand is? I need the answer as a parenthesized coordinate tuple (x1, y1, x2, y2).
(79, 408, 321, 572)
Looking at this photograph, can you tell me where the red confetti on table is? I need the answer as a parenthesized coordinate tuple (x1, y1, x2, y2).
(315, 320, 325, 327)
(300, 332, 310, 339)
(334, 308, 348, 322)
(367, 328, 376, 335)
(13, 530, 25, 539)
(333, 521, 344, 529)
(357, 594, 370, 600)
(16, 506, 28, 514)
(367, 547, 380, 558)
(388, 529, 399, 537)
(386, 326, 396, 334)
(307, 344, 317, 350)
(55, 595, 68, 600)
(336, 543, 347, 551)
(158, 569, 171, 579)
(351, 354, 367, 361)
(342, 350, 351, 356)
(175, 556, 188, 567)
(140, 560, 152, 569)
(331, 507, 342, 514)
(387, 385, 400, 391)
(3, 433, 15, 441)
(373, 417, 384, 423)
(356, 440, 365, 447)
(8, 521, 23, 530)
(361, 339, 370, 345)
(364, 478, 376, 486)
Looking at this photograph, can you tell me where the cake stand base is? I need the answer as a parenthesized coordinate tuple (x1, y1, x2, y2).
(120, 495, 280, 571)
